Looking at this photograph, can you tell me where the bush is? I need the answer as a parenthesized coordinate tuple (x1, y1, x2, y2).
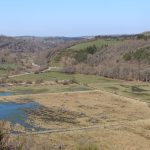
(55, 79, 58, 83)
(137, 34, 149, 40)
(86, 45, 97, 54)
(34, 71, 40, 74)
(133, 48, 150, 61)
(9, 80, 19, 84)
(70, 78, 78, 84)
(26, 81, 32, 84)
(35, 79, 44, 84)
(75, 45, 98, 62)
(123, 47, 150, 62)
(123, 52, 132, 61)
(62, 66, 76, 74)
(75, 50, 88, 62)
(0, 78, 7, 84)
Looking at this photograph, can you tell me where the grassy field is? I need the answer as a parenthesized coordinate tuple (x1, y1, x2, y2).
(5, 84, 91, 95)
(0, 70, 8, 77)
(1, 39, 150, 150)
(0, 63, 16, 77)
(0, 63, 16, 72)
(52, 39, 120, 65)
(69, 39, 119, 50)
(9, 71, 150, 102)
(89, 80, 150, 103)
(1, 70, 150, 150)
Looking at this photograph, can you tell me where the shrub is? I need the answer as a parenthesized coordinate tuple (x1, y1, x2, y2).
(62, 66, 76, 74)
(70, 78, 78, 84)
(26, 81, 32, 84)
(35, 79, 44, 84)
(0, 78, 7, 84)
(123, 52, 132, 61)
(133, 48, 150, 61)
(9, 80, 19, 84)
(75, 45, 98, 62)
(86, 45, 97, 54)
(62, 80, 70, 85)
(55, 79, 58, 83)
(75, 50, 88, 62)
(34, 71, 40, 74)
(123, 47, 150, 62)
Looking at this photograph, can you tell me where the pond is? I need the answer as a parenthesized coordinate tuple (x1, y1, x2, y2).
(0, 92, 13, 96)
(0, 102, 43, 131)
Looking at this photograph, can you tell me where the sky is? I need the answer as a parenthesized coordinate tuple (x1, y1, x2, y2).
(0, 0, 149, 37)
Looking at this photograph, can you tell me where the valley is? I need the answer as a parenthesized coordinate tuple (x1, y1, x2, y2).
(0, 0, 149, 149)
(0, 34, 150, 150)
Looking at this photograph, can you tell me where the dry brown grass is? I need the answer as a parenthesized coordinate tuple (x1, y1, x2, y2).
(0, 91, 150, 149)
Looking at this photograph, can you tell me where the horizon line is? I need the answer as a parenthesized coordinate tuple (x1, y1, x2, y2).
(0, 31, 149, 38)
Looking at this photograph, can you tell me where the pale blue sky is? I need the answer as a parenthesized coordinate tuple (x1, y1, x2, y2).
(0, 0, 149, 36)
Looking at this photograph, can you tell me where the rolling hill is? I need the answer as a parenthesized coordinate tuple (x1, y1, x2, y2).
(52, 34, 150, 82)
(0, 35, 84, 75)
(0, 34, 150, 82)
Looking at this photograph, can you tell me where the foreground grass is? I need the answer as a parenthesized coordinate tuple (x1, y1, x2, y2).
(77, 144, 98, 150)
(1, 85, 150, 149)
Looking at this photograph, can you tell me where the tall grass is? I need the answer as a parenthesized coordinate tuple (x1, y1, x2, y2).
(0, 121, 25, 150)
(77, 144, 98, 150)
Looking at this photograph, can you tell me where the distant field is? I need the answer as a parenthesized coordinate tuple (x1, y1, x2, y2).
(52, 39, 120, 65)
(0, 63, 16, 70)
(12, 71, 112, 83)
(0, 70, 7, 77)
(69, 39, 119, 50)
(9, 71, 150, 102)
(5, 84, 91, 95)
(0, 63, 16, 77)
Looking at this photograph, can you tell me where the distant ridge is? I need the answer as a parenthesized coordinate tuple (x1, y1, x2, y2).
(142, 31, 150, 36)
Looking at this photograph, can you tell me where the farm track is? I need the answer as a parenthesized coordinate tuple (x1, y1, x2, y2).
(8, 67, 59, 78)
(11, 118, 149, 136)
(2, 88, 142, 104)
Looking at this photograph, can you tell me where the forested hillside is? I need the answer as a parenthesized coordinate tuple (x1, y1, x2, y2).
(0, 34, 150, 82)
(0, 35, 83, 75)
(53, 34, 150, 82)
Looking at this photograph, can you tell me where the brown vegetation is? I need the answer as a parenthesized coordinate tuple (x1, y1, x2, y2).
(61, 37, 150, 82)
(1, 91, 150, 149)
